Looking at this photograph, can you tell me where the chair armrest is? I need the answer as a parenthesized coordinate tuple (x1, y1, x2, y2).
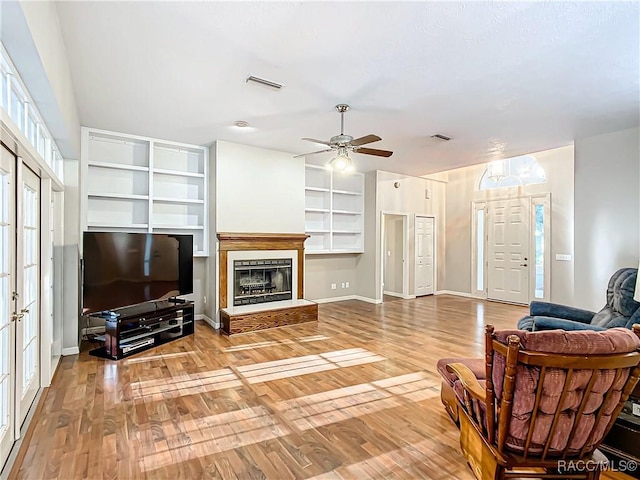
(532, 316, 607, 332)
(530, 301, 596, 324)
(446, 363, 486, 402)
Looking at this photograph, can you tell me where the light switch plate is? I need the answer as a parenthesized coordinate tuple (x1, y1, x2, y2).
(555, 254, 572, 261)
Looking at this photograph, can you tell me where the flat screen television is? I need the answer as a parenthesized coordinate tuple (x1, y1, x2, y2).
(82, 232, 193, 313)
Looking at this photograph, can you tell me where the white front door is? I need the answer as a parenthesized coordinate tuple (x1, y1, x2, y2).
(0, 145, 16, 468)
(16, 165, 40, 426)
(487, 198, 530, 304)
(415, 216, 434, 296)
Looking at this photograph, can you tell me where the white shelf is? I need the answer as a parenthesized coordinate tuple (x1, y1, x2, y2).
(153, 225, 204, 230)
(154, 168, 205, 179)
(154, 197, 204, 204)
(333, 189, 362, 196)
(88, 222, 149, 229)
(304, 165, 364, 253)
(332, 210, 361, 215)
(88, 161, 149, 172)
(82, 128, 209, 256)
(88, 193, 149, 201)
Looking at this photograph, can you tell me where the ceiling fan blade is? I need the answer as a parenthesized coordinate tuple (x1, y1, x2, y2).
(351, 134, 382, 147)
(302, 137, 331, 146)
(293, 148, 334, 158)
(355, 147, 393, 158)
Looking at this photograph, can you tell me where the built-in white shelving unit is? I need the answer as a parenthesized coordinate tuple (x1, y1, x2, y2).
(81, 128, 209, 256)
(304, 164, 364, 254)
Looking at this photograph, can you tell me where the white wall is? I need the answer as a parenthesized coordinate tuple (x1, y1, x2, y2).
(441, 145, 575, 305)
(574, 127, 640, 311)
(215, 141, 305, 233)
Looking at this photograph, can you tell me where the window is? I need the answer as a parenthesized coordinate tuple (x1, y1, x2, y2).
(0, 43, 64, 182)
(476, 209, 484, 291)
(479, 155, 546, 190)
(534, 204, 544, 299)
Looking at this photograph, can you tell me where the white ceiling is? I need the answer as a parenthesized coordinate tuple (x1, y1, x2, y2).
(56, 1, 639, 176)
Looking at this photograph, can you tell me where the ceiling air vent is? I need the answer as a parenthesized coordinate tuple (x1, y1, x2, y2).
(430, 134, 452, 141)
(246, 75, 283, 90)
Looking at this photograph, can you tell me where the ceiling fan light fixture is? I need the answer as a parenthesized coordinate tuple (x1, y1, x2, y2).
(328, 148, 352, 172)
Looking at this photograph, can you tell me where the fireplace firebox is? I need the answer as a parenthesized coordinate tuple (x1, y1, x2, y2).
(233, 258, 293, 306)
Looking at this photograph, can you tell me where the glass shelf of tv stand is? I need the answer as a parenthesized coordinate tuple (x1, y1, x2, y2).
(120, 320, 193, 345)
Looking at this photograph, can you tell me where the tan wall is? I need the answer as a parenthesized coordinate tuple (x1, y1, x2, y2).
(355, 170, 446, 301)
(383, 215, 404, 294)
(305, 255, 358, 300)
(441, 145, 575, 305)
(574, 128, 640, 311)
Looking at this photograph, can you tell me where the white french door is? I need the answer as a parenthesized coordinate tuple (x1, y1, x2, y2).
(17, 165, 40, 425)
(487, 198, 530, 304)
(415, 216, 434, 296)
(0, 145, 41, 471)
(0, 144, 16, 468)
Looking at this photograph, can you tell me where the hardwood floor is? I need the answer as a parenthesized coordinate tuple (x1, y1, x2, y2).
(13, 295, 634, 479)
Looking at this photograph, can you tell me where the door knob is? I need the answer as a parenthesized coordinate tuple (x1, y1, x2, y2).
(11, 312, 24, 322)
(21, 308, 29, 314)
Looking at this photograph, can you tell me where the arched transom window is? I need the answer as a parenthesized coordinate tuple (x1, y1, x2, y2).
(479, 155, 546, 190)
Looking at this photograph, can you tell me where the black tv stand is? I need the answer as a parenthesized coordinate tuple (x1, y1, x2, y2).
(91, 300, 194, 360)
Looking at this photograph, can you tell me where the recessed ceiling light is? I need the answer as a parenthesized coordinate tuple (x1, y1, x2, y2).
(233, 120, 250, 128)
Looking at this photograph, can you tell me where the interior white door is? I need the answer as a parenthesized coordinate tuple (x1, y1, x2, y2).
(0, 145, 16, 468)
(415, 216, 434, 296)
(487, 198, 530, 304)
(16, 165, 40, 426)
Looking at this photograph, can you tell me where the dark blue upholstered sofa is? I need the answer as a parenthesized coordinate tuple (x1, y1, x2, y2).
(518, 268, 640, 332)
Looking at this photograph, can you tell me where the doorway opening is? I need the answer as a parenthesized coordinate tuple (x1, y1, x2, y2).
(380, 213, 409, 302)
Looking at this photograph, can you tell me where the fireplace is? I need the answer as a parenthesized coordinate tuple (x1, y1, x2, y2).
(233, 258, 293, 306)
(217, 233, 318, 335)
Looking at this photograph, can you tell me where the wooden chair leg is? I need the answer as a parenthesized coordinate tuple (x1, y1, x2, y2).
(440, 381, 459, 423)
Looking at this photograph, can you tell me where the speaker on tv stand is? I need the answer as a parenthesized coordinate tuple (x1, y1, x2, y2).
(601, 383, 640, 479)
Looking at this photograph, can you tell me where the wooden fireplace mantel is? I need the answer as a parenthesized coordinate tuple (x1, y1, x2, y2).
(217, 233, 310, 252)
(217, 233, 312, 334)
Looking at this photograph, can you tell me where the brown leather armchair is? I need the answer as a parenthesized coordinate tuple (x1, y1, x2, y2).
(437, 324, 640, 480)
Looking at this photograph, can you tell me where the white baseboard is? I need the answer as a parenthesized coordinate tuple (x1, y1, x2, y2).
(383, 290, 403, 298)
(353, 295, 383, 304)
(197, 314, 219, 329)
(313, 295, 357, 304)
(61, 346, 80, 356)
(309, 295, 383, 305)
(435, 290, 482, 299)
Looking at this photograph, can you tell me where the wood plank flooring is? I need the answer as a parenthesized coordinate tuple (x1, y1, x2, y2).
(13, 295, 635, 479)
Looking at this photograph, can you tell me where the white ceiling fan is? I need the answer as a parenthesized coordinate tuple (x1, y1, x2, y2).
(295, 104, 393, 171)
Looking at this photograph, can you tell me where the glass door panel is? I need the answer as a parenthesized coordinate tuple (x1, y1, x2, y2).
(16, 165, 39, 426)
(0, 145, 15, 468)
